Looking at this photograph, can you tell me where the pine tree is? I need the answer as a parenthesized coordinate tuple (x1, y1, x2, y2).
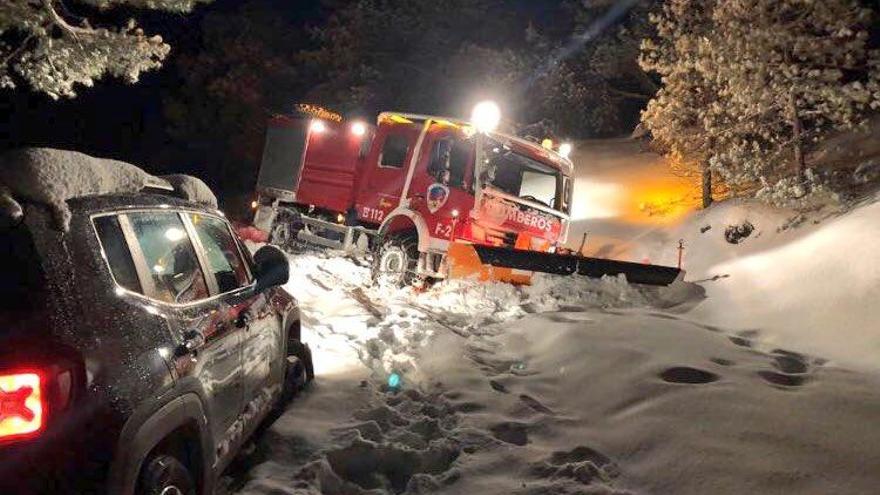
(641, 0, 880, 202)
(0, 0, 209, 99)
(640, 0, 721, 207)
(707, 0, 880, 187)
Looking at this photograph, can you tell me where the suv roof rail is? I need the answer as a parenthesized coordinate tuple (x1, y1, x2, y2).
(143, 177, 175, 193)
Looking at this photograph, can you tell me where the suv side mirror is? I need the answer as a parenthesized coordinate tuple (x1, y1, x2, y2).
(253, 245, 289, 292)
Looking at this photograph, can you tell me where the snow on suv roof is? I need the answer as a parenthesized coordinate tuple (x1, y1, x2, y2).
(0, 147, 217, 231)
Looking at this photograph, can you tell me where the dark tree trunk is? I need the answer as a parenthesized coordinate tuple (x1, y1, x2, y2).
(701, 160, 713, 208)
(788, 92, 806, 181)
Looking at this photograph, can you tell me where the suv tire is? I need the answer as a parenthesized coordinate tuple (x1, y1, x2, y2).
(289, 339, 314, 382)
(137, 453, 195, 495)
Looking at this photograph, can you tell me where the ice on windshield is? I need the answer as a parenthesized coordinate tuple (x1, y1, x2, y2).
(482, 139, 563, 211)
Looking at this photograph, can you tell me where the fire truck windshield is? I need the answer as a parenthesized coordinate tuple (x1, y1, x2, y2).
(481, 138, 565, 212)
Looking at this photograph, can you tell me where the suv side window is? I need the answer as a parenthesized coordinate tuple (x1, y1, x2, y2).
(379, 133, 410, 168)
(94, 215, 142, 294)
(188, 213, 251, 293)
(127, 212, 209, 304)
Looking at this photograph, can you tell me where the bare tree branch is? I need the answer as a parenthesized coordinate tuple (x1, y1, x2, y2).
(608, 87, 652, 100)
(41, 0, 94, 37)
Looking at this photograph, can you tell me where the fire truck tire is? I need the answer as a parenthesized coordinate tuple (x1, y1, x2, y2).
(270, 209, 302, 250)
(372, 233, 419, 287)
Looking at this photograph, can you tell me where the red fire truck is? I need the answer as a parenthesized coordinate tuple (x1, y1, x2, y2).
(252, 105, 680, 286)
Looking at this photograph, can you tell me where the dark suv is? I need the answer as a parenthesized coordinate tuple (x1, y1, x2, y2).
(0, 192, 311, 494)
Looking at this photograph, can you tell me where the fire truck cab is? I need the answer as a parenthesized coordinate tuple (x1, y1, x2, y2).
(253, 109, 574, 285)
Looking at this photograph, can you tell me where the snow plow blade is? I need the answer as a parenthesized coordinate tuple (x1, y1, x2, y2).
(447, 243, 681, 286)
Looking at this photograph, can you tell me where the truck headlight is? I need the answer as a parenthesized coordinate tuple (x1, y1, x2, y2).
(471, 101, 501, 133)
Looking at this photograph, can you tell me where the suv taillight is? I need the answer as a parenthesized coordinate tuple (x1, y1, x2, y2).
(0, 372, 45, 442)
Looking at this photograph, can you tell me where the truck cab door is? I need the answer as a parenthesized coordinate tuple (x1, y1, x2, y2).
(354, 123, 421, 225)
(409, 128, 476, 242)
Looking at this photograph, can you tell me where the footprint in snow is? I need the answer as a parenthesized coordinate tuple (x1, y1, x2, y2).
(530, 445, 619, 486)
(490, 421, 529, 446)
(758, 370, 808, 388)
(519, 394, 555, 415)
(489, 379, 509, 394)
(728, 335, 754, 348)
(771, 354, 809, 374)
(659, 366, 720, 384)
(710, 357, 735, 366)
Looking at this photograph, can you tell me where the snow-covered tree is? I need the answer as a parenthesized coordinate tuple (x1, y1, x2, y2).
(707, 0, 880, 186)
(640, 0, 722, 207)
(0, 0, 209, 99)
(641, 0, 880, 203)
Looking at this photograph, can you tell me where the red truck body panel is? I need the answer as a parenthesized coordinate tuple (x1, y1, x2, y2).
(256, 113, 572, 255)
(296, 120, 370, 213)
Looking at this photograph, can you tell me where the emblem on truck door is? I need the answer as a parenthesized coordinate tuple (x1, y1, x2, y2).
(426, 183, 449, 213)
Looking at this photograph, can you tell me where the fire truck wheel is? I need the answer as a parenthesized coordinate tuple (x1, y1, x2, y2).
(270, 222, 291, 248)
(270, 209, 302, 250)
(372, 234, 419, 287)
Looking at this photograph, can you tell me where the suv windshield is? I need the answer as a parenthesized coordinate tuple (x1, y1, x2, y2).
(481, 137, 564, 212)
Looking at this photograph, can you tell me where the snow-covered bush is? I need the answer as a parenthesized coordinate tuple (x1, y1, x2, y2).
(723, 221, 754, 244)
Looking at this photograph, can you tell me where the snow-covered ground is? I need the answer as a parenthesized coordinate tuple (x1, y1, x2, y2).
(227, 140, 880, 494)
(228, 242, 880, 493)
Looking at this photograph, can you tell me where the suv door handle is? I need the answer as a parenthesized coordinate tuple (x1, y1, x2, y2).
(175, 329, 205, 357)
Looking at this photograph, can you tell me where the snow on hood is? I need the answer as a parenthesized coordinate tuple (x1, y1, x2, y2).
(0, 148, 217, 231)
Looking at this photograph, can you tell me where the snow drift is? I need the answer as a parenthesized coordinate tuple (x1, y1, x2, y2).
(637, 198, 880, 370)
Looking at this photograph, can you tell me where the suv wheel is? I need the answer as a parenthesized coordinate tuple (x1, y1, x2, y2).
(137, 453, 195, 495)
(289, 339, 314, 382)
(281, 339, 313, 403)
(372, 234, 419, 287)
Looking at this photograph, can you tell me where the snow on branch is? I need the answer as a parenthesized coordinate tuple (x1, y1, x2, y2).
(0, 0, 210, 98)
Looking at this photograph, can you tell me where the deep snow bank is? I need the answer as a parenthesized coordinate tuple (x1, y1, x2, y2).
(565, 138, 880, 369)
(640, 198, 880, 370)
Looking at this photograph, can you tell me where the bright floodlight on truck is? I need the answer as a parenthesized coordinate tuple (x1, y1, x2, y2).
(351, 121, 367, 136)
(310, 119, 327, 133)
(559, 143, 573, 158)
(471, 101, 501, 133)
